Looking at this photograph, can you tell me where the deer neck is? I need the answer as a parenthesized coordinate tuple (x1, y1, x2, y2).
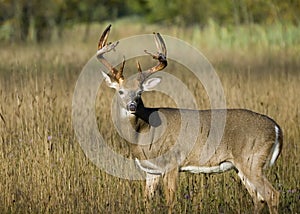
(120, 98, 160, 132)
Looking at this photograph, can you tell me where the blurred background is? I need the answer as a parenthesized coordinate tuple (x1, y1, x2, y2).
(1, 0, 299, 43)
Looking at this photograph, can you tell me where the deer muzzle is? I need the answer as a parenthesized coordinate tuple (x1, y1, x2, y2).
(127, 101, 137, 113)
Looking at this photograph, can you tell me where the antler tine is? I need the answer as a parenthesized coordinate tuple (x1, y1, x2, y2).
(141, 33, 167, 83)
(154, 32, 167, 57)
(98, 24, 111, 50)
(97, 25, 124, 84)
(137, 61, 142, 73)
(136, 61, 145, 85)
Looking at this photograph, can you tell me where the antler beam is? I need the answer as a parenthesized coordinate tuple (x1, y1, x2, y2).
(97, 24, 124, 84)
(139, 33, 168, 84)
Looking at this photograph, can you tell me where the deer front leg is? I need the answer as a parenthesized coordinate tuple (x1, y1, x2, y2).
(163, 168, 178, 214)
(144, 173, 160, 213)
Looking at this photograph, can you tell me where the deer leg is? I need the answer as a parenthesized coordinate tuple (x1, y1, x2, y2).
(163, 168, 178, 214)
(250, 176, 279, 214)
(265, 177, 280, 214)
(144, 173, 160, 213)
(237, 170, 265, 213)
(237, 167, 279, 214)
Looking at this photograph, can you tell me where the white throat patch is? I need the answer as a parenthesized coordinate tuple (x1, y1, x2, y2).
(120, 107, 134, 118)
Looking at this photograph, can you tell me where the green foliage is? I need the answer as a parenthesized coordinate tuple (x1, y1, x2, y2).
(0, 0, 299, 42)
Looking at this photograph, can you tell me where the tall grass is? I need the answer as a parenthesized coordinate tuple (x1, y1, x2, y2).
(0, 20, 299, 213)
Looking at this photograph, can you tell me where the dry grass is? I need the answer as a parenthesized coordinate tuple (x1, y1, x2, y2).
(0, 22, 299, 213)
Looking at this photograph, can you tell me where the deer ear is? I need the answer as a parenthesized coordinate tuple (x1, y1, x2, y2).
(142, 77, 161, 91)
(102, 71, 119, 89)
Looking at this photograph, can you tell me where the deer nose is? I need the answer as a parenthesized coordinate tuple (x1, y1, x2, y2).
(127, 102, 137, 112)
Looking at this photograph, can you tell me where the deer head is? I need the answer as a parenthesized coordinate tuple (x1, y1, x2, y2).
(96, 25, 167, 115)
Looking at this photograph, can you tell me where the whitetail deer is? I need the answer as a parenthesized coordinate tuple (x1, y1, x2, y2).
(97, 25, 282, 214)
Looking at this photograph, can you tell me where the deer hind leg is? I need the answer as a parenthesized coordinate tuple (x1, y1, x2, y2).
(237, 170, 279, 214)
(144, 173, 160, 213)
(251, 176, 279, 214)
(237, 170, 265, 213)
(163, 168, 178, 214)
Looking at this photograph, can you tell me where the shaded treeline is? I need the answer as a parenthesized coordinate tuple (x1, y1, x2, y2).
(0, 0, 299, 43)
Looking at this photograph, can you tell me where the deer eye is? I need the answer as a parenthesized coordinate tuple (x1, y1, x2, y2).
(118, 90, 124, 95)
(137, 91, 142, 96)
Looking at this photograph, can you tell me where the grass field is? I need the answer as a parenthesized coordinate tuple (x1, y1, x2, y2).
(0, 20, 299, 213)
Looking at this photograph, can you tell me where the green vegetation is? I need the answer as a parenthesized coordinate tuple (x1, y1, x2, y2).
(1, 0, 299, 42)
(0, 18, 299, 213)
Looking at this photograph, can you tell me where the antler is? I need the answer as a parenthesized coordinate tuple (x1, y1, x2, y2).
(97, 24, 124, 84)
(138, 32, 168, 84)
(97, 25, 167, 85)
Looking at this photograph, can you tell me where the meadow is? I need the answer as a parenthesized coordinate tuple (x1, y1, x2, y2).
(0, 20, 299, 213)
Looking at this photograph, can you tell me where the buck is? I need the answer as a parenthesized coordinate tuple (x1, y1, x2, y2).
(96, 25, 282, 214)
